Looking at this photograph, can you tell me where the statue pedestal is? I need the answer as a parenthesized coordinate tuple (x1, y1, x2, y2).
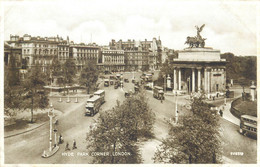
(176, 47, 225, 62)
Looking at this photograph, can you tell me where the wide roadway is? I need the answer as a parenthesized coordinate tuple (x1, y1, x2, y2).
(4, 71, 256, 164)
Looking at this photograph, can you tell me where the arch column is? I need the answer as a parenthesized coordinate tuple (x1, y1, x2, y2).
(204, 68, 207, 92)
(197, 68, 201, 91)
(178, 68, 182, 90)
(207, 68, 211, 93)
(192, 68, 195, 92)
(173, 68, 177, 91)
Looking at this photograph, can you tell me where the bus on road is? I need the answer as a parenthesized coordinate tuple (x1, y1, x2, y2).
(240, 115, 257, 138)
(85, 96, 103, 116)
(145, 74, 153, 82)
(104, 79, 109, 87)
(153, 86, 164, 100)
(94, 90, 105, 104)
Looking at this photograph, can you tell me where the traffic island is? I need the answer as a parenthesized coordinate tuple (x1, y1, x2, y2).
(230, 97, 257, 119)
(42, 146, 60, 158)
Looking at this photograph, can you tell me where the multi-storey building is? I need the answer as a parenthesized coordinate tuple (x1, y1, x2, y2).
(109, 37, 162, 71)
(6, 34, 164, 75)
(125, 50, 149, 71)
(99, 49, 125, 72)
(4, 42, 29, 80)
(57, 36, 70, 64)
(6, 34, 101, 73)
(69, 43, 100, 71)
(4, 42, 22, 67)
(7, 34, 61, 72)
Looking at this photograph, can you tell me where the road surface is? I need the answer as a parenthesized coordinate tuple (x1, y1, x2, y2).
(4, 72, 256, 164)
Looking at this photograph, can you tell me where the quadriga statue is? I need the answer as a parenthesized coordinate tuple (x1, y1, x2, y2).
(185, 36, 197, 48)
(185, 24, 207, 48)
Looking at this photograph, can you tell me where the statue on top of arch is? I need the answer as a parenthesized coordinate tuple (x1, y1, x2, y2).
(185, 24, 207, 48)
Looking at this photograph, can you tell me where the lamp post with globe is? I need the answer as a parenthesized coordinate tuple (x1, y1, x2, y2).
(42, 103, 60, 158)
(48, 103, 54, 152)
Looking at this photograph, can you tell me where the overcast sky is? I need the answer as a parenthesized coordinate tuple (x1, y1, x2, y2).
(3, 0, 258, 56)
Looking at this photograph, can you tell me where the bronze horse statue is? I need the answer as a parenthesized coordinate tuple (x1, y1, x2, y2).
(185, 36, 206, 48)
(185, 24, 207, 48)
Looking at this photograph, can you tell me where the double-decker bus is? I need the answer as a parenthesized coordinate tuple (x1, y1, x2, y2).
(116, 73, 121, 79)
(85, 96, 103, 116)
(153, 86, 164, 100)
(104, 79, 109, 87)
(240, 115, 257, 137)
(94, 90, 105, 104)
(145, 74, 153, 82)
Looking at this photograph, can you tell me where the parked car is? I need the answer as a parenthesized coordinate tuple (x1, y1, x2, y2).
(135, 81, 139, 86)
(114, 84, 118, 89)
(125, 91, 131, 97)
(110, 80, 114, 85)
(134, 86, 139, 93)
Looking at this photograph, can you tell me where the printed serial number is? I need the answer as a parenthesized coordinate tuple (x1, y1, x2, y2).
(230, 152, 244, 156)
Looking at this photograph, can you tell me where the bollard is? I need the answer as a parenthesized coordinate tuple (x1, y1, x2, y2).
(75, 97, 78, 103)
(58, 97, 62, 103)
(66, 96, 70, 103)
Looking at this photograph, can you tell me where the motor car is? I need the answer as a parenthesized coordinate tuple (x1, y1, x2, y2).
(110, 80, 114, 85)
(114, 84, 118, 89)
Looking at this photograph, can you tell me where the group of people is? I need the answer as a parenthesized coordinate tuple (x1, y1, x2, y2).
(65, 139, 77, 151)
(54, 118, 78, 151)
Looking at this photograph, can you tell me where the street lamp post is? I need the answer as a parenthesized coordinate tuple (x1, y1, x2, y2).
(187, 77, 191, 94)
(48, 103, 54, 152)
(50, 70, 53, 96)
(175, 98, 178, 124)
(132, 67, 135, 79)
(53, 129, 57, 147)
(164, 75, 166, 92)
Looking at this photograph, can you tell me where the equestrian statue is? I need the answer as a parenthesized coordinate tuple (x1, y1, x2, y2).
(185, 24, 207, 48)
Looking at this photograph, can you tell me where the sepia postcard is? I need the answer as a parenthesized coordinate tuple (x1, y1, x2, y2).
(0, 0, 259, 166)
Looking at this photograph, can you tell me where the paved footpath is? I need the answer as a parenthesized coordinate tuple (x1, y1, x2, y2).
(4, 93, 90, 138)
(221, 102, 240, 126)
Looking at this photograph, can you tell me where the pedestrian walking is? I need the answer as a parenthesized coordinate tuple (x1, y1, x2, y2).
(65, 142, 70, 151)
(219, 109, 223, 117)
(72, 139, 77, 150)
(54, 118, 59, 125)
(59, 134, 63, 144)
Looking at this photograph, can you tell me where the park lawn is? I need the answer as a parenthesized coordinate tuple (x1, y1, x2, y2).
(233, 98, 257, 117)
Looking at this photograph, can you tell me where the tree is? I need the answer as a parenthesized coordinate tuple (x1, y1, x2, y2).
(4, 52, 24, 117)
(221, 53, 256, 85)
(5, 52, 20, 86)
(22, 64, 49, 123)
(60, 58, 76, 94)
(119, 92, 155, 139)
(154, 97, 222, 164)
(4, 65, 24, 117)
(48, 56, 63, 85)
(79, 61, 99, 94)
(156, 60, 174, 87)
(141, 65, 149, 72)
(87, 110, 142, 164)
(50, 57, 63, 77)
(86, 92, 155, 163)
(63, 58, 76, 86)
(244, 57, 256, 81)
